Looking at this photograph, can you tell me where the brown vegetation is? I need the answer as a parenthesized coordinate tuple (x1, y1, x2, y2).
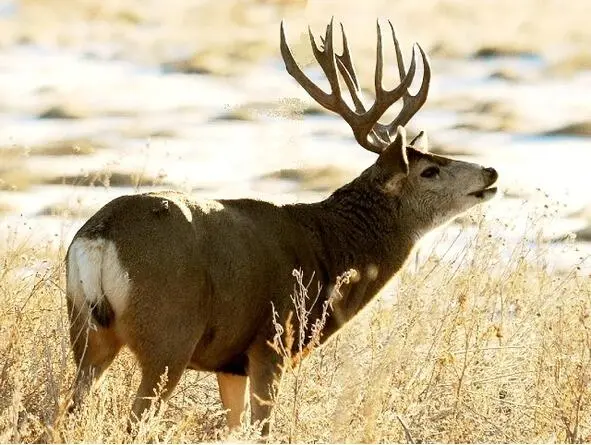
(1, 217, 590, 442)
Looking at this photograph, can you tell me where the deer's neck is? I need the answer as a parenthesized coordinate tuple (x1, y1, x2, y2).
(286, 182, 417, 337)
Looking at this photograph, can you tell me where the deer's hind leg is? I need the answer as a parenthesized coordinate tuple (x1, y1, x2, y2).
(123, 303, 206, 428)
(67, 299, 122, 412)
(129, 354, 189, 425)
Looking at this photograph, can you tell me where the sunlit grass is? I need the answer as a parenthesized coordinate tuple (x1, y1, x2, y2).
(0, 212, 589, 442)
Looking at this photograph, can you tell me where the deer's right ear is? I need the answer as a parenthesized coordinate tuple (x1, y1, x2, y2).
(377, 126, 409, 176)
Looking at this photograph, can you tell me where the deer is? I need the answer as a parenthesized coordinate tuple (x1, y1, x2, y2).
(65, 19, 498, 437)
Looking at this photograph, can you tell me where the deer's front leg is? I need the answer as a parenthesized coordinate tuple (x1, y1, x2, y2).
(247, 346, 284, 437)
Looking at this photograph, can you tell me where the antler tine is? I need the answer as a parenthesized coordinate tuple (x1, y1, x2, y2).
(375, 21, 384, 98)
(370, 47, 417, 142)
(374, 21, 431, 138)
(393, 43, 431, 128)
(390, 20, 406, 83)
(335, 60, 366, 114)
(280, 21, 337, 112)
(308, 19, 342, 103)
(335, 23, 366, 114)
(369, 22, 419, 143)
(337, 23, 360, 91)
(318, 28, 365, 114)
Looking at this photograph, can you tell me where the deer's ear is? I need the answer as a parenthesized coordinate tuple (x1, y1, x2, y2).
(377, 126, 409, 176)
(410, 130, 429, 153)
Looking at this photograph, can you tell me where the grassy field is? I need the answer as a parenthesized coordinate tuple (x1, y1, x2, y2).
(1, 213, 590, 443)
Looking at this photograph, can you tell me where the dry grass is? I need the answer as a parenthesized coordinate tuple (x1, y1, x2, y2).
(0, 214, 589, 443)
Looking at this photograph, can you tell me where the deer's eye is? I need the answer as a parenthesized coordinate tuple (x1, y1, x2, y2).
(421, 166, 440, 178)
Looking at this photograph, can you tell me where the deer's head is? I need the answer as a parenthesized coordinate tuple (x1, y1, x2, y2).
(372, 127, 498, 232)
(281, 19, 498, 234)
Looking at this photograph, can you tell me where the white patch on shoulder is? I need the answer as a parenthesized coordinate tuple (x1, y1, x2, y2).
(67, 237, 130, 316)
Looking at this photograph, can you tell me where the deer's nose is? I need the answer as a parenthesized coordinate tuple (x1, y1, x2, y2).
(483, 167, 498, 182)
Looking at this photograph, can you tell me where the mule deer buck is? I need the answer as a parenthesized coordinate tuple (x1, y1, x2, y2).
(65, 19, 498, 436)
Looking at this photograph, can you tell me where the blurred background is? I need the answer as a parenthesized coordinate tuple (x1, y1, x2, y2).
(0, 0, 590, 270)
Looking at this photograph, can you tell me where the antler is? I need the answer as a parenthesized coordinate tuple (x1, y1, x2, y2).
(280, 19, 431, 154)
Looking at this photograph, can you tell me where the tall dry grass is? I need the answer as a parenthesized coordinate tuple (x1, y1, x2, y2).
(0, 212, 590, 443)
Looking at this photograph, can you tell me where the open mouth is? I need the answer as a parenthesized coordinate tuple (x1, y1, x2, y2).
(468, 187, 498, 199)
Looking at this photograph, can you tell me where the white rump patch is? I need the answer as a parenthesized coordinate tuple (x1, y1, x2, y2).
(67, 237, 130, 316)
(101, 241, 131, 315)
